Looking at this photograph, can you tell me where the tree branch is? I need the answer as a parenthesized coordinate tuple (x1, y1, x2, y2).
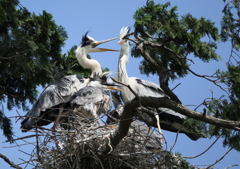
(100, 96, 240, 155)
(0, 153, 22, 169)
(136, 41, 182, 103)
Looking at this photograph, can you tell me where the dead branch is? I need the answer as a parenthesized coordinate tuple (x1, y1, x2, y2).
(224, 164, 239, 169)
(205, 147, 234, 169)
(0, 153, 22, 169)
(183, 134, 222, 159)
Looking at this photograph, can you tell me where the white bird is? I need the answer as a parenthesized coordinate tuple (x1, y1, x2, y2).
(75, 31, 118, 77)
(114, 27, 200, 140)
(21, 32, 118, 131)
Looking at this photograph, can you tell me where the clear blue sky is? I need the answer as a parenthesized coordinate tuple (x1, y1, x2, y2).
(1, 0, 239, 168)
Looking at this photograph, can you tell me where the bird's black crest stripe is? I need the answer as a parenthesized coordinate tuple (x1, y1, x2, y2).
(81, 31, 93, 47)
(127, 26, 131, 34)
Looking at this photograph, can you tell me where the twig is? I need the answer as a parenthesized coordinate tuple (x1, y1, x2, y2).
(4, 134, 45, 143)
(110, 77, 140, 101)
(169, 123, 183, 152)
(0, 153, 23, 169)
(183, 134, 222, 159)
(224, 164, 239, 169)
(171, 83, 181, 91)
(205, 147, 234, 169)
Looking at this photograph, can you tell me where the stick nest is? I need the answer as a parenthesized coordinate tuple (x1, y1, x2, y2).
(16, 115, 188, 169)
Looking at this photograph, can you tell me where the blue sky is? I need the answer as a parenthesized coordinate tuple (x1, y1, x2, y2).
(1, 0, 239, 168)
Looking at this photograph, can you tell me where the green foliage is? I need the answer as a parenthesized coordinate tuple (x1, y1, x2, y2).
(221, 0, 240, 49)
(0, 1, 108, 141)
(0, 0, 91, 142)
(200, 0, 240, 151)
(132, 0, 220, 80)
(0, 109, 14, 142)
(161, 152, 195, 169)
(184, 118, 208, 138)
(205, 66, 240, 151)
(0, 1, 67, 110)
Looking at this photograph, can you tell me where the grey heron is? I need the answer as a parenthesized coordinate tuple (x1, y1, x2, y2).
(21, 74, 121, 131)
(75, 32, 118, 77)
(113, 27, 200, 140)
(21, 32, 118, 131)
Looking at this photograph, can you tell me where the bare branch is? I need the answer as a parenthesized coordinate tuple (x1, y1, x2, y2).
(0, 153, 22, 169)
(224, 164, 239, 169)
(183, 134, 222, 159)
(205, 147, 234, 169)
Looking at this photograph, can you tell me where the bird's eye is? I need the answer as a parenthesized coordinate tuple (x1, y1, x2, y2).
(91, 42, 97, 48)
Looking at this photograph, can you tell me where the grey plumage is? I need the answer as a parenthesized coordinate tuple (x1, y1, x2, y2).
(21, 74, 119, 131)
(21, 32, 118, 132)
(21, 75, 86, 131)
(69, 86, 111, 119)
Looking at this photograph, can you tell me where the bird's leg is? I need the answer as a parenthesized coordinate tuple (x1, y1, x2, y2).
(52, 105, 64, 130)
(155, 113, 163, 148)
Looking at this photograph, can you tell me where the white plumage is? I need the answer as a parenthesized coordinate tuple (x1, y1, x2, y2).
(114, 27, 200, 140)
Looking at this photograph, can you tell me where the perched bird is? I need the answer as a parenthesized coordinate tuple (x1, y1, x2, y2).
(21, 74, 85, 131)
(106, 91, 162, 152)
(113, 27, 200, 140)
(21, 32, 118, 131)
(75, 32, 118, 77)
(66, 74, 121, 121)
(22, 74, 121, 130)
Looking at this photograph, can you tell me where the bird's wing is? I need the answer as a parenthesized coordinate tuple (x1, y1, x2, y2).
(157, 108, 201, 140)
(70, 86, 103, 105)
(21, 75, 84, 130)
(134, 78, 167, 97)
(157, 108, 185, 124)
(70, 86, 108, 118)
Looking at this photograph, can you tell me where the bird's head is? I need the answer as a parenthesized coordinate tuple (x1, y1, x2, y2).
(118, 27, 131, 46)
(80, 31, 119, 53)
(88, 73, 122, 91)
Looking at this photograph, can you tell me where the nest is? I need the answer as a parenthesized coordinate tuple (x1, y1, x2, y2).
(15, 114, 189, 169)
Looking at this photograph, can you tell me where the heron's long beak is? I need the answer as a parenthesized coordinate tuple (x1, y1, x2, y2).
(95, 37, 118, 46)
(93, 37, 119, 52)
(107, 86, 121, 91)
(97, 48, 119, 52)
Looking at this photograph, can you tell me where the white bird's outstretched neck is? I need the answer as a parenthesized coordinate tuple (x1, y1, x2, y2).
(117, 27, 130, 83)
(75, 46, 102, 77)
(75, 32, 118, 77)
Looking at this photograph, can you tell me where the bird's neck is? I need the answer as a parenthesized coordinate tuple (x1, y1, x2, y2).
(117, 46, 129, 84)
(75, 47, 102, 77)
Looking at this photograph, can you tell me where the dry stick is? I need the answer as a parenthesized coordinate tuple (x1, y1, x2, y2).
(183, 134, 222, 159)
(169, 123, 184, 152)
(224, 164, 239, 169)
(138, 106, 164, 147)
(205, 147, 234, 169)
(35, 127, 41, 164)
(0, 153, 23, 169)
(171, 83, 181, 91)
